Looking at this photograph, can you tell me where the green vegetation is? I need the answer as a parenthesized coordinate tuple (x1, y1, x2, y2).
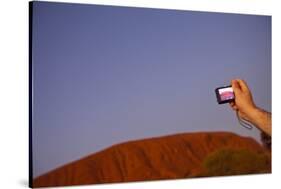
(202, 148, 271, 176)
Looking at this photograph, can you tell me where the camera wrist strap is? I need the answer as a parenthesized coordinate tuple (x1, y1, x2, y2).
(236, 111, 253, 130)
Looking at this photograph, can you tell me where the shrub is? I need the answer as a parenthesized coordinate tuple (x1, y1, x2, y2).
(202, 148, 271, 177)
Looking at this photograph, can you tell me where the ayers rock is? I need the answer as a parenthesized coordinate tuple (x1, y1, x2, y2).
(33, 132, 271, 187)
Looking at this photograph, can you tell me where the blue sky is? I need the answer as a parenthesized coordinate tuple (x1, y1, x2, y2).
(32, 2, 271, 177)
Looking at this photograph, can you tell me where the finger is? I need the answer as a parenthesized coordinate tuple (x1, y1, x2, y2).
(229, 102, 237, 110)
(231, 79, 241, 93)
(236, 79, 250, 92)
(229, 101, 235, 106)
(229, 104, 238, 111)
(231, 105, 238, 111)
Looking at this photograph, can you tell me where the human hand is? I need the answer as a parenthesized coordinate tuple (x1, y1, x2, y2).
(229, 79, 257, 122)
(229, 79, 271, 136)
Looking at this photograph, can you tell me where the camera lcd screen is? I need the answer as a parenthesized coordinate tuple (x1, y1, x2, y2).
(219, 87, 234, 101)
(215, 86, 235, 104)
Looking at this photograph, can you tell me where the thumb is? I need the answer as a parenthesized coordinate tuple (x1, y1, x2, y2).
(236, 79, 250, 92)
(231, 79, 241, 93)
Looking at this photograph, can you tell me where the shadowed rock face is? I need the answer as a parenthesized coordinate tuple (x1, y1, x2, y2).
(33, 132, 271, 188)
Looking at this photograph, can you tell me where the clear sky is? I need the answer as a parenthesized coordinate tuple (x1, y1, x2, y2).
(32, 2, 271, 177)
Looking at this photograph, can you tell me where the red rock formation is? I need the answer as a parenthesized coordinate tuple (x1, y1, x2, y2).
(33, 132, 270, 187)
